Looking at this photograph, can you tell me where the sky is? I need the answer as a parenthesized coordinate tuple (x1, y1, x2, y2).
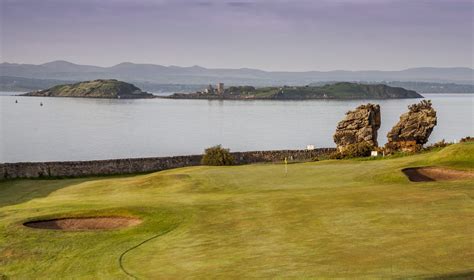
(1, 0, 473, 71)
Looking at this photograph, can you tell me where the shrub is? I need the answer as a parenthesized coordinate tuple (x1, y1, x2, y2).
(343, 142, 373, 158)
(460, 136, 474, 143)
(384, 141, 422, 155)
(331, 142, 374, 159)
(423, 139, 452, 151)
(328, 151, 343, 160)
(201, 145, 235, 166)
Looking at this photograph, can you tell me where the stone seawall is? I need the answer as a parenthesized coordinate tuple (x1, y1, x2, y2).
(0, 148, 335, 180)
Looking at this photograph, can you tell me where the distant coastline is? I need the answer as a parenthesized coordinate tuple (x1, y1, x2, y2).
(13, 79, 426, 100)
(2, 76, 473, 94)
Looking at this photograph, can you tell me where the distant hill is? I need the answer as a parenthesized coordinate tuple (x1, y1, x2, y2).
(22, 79, 154, 99)
(0, 76, 77, 92)
(384, 81, 474, 93)
(168, 82, 423, 100)
(1, 61, 473, 86)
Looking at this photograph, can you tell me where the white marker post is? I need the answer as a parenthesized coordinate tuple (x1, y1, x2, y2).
(284, 157, 288, 176)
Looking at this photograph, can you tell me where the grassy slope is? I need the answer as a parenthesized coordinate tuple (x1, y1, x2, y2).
(0, 143, 473, 279)
(178, 83, 420, 100)
(49, 80, 137, 98)
(231, 83, 421, 99)
(24, 79, 152, 98)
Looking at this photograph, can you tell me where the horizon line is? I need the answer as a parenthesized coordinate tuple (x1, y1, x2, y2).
(1, 60, 473, 73)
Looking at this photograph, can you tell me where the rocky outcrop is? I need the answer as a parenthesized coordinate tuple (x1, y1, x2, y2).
(386, 100, 437, 153)
(333, 103, 381, 152)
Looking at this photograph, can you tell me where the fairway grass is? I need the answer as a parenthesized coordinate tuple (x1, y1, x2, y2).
(1, 143, 473, 279)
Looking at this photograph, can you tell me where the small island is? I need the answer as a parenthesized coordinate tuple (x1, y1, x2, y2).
(167, 82, 423, 100)
(22, 79, 154, 99)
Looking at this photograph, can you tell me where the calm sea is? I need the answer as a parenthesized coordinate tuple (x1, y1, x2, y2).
(0, 93, 472, 163)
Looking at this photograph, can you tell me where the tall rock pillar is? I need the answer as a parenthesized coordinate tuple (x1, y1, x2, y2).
(333, 103, 381, 152)
(386, 100, 437, 153)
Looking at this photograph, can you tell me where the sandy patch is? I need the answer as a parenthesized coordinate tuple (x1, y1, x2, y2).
(23, 217, 142, 231)
(402, 167, 474, 182)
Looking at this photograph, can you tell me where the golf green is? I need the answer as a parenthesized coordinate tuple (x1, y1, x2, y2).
(1, 143, 473, 279)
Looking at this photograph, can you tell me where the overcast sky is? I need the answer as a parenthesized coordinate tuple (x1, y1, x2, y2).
(1, 0, 473, 71)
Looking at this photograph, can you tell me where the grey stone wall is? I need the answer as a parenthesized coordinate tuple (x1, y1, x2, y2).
(232, 149, 334, 164)
(0, 148, 335, 180)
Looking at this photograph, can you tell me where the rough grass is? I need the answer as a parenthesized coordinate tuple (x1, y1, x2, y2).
(0, 143, 473, 279)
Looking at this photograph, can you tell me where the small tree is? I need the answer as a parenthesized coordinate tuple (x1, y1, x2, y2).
(201, 145, 235, 166)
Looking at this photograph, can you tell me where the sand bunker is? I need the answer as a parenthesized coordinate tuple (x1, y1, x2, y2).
(402, 167, 474, 182)
(23, 217, 142, 231)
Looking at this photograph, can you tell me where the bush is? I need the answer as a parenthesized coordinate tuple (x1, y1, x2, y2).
(460, 136, 474, 143)
(201, 145, 235, 166)
(331, 142, 374, 159)
(423, 139, 452, 151)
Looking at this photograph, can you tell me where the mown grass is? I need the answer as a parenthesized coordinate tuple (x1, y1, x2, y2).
(0, 143, 473, 279)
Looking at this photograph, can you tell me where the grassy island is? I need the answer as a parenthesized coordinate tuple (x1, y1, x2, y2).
(22, 79, 154, 99)
(168, 82, 423, 100)
(1, 143, 473, 278)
